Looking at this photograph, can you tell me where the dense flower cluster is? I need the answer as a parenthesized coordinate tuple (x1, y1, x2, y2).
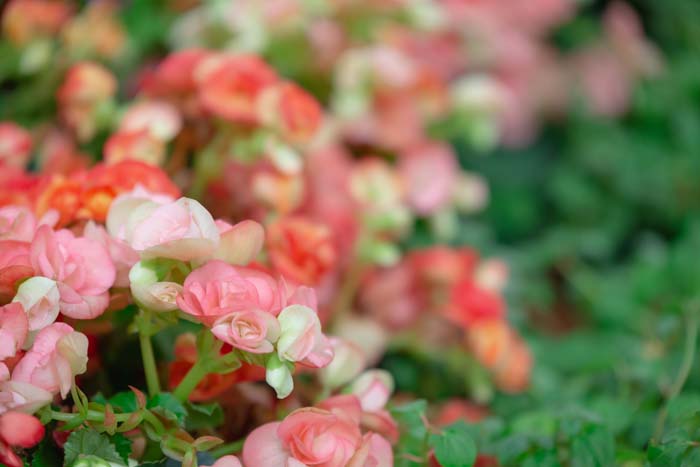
(0, 0, 663, 465)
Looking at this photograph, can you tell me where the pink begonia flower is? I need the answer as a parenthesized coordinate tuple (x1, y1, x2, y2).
(106, 186, 176, 236)
(201, 455, 242, 467)
(0, 241, 33, 302)
(0, 207, 59, 243)
(12, 277, 60, 331)
(398, 142, 458, 216)
(83, 221, 139, 288)
(119, 100, 183, 142)
(0, 411, 44, 448)
(319, 338, 366, 390)
(177, 260, 283, 326)
(30, 225, 115, 319)
(244, 407, 362, 467)
(128, 261, 183, 312)
(211, 310, 280, 354)
(119, 197, 220, 261)
(12, 322, 89, 398)
(0, 381, 53, 414)
(319, 395, 399, 445)
(0, 303, 28, 360)
(213, 219, 265, 266)
(0, 411, 44, 467)
(0, 122, 32, 169)
(277, 304, 333, 368)
(350, 370, 394, 413)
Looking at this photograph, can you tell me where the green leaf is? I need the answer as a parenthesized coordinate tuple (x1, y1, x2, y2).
(184, 402, 224, 431)
(391, 400, 429, 467)
(32, 437, 62, 467)
(63, 428, 125, 467)
(147, 393, 187, 425)
(108, 392, 139, 413)
(109, 434, 132, 464)
(430, 421, 477, 467)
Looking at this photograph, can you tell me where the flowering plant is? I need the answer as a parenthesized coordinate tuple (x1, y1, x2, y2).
(0, 0, 692, 466)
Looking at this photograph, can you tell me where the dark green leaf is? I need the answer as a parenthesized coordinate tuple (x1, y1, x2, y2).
(430, 421, 477, 467)
(147, 393, 187, 425)
(63, 429, 125, 467)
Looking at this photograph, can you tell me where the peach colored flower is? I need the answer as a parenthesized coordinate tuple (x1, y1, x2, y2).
(277, 304, 333, 367)
(267, 217, 337, 286)
(0, 380, 53, 415)
(12, 323, 88, 398)
(0, 123, 32, 169)
(211, 310, 280, 353)
(83, 221, 139, 288)
(446, 279, 505, 327)
(260, 82, 323, 143)
(104, 129, 166, 167)
(0, 303, 28, 360)
(197, 54, 279, 123)
(243, 407, 362, 467)
(109, 196, 219, 262)
(30, 225, 116, 319)
(120, 101, 183, 142)
(398, 142, 458, 215)
(0, 241, 33, 303)
(177, 260, 283, 326)
(0, 411, 44, 467)
(12, 277, 60, 331)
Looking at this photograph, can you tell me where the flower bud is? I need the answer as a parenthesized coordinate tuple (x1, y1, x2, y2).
(276, 305, 323, 363)
(12, 276, 60, 331)
(129, 261, 183, 312)
(319, 338, 366, 390)
(350, 370, 394, 412)
(265, 353, 294, 399)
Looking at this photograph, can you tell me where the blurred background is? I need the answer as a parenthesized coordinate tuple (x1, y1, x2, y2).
(2, 0, 700, 465)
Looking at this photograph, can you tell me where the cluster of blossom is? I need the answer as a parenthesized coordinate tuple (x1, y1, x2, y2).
(359, 246, 531, 393)
(168, 0, 661, 149)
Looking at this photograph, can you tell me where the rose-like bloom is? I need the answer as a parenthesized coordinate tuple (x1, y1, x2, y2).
(266, 217, 337, 286)
(0, 206, 57, 242)
(11, 277, 60, 331)
(30, 225, 115, 319)
(277, 304, 333, 368)
(177, 260, 283, 326)
(119, 101, 182, 142)
(0, 123, 32, 169)
(2, 0, 71, 46)
(197, 54, 279, 123)
(243, 405, 392, 467)
(466, 320, 534, 392)
(350, 370, 394, 413)
(12, 322, 88, 398)
(0, 241, 33, 302)
(104, 129, 166, 167)
(0, 411, 44, 467)
(445, 279, 505, 327)
(213, 219, 265, 266)
(319, 338, 366, 390)
(0, 411, 44, 447)
(148, 48, 209, 96)
(108, 196, 219, 262)
(259, 82, 322, 144)
(83, 221, 138, 288)
(0, 303, 28, 360)
(57, 62, 117, 141)
(211, 310, 280, 353)
(0, 381, 53, 414)
(398, 142, 458, 216)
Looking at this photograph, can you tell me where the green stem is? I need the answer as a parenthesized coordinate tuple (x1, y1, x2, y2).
(50, 410, 132, 423)
(173, 358, 210, 403)
(210, 438, 245, 458)
(139, 309, 161, 396)
(652, 309, 699, 443)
